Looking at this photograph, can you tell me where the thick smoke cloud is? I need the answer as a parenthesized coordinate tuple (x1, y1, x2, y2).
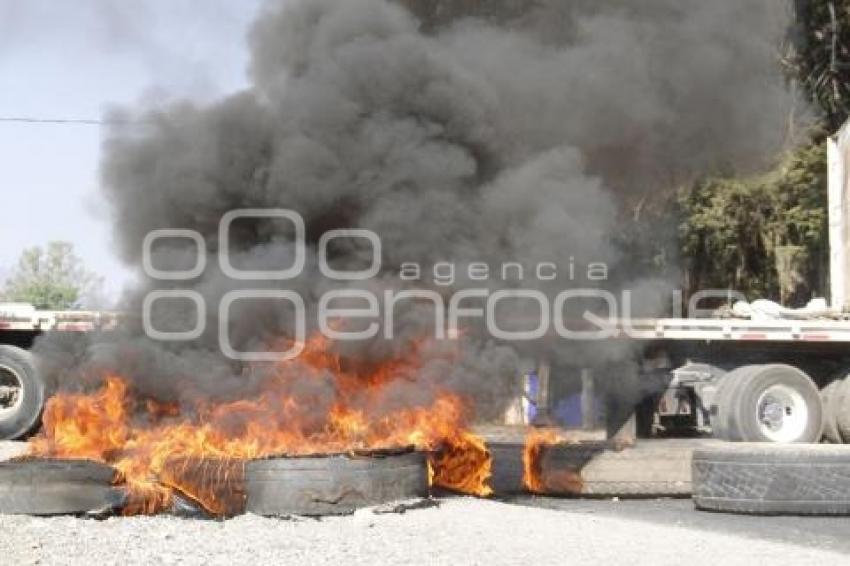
(38, 0, 796, 422)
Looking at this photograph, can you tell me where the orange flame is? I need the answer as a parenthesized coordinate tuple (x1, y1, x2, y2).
(28, 334, 493, 514)
(431, 431, 492, 497)
(522, 428, 558, 493)
(522, 428, 584, 495)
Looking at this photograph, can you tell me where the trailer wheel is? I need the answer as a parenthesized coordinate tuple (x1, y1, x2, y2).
(693, 443, 850, 515)
(710, 365, 759, 441)
(0, 346, 45, 440)
(712, 364, 822, 443)
(821, 377, 846, 443)
(833, 378, 850, 443)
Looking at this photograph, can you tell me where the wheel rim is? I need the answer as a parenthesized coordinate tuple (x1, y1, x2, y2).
(0, 364, 24, 416)
(756, 384, 808, 442)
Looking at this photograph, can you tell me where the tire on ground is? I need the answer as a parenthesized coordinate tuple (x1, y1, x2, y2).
(693, 443, 850, 515)
(533, 440, 698, 496)
(0, 459, 125, 515)
(0, 346, 46, 440)
(488, 443, 525, 495)
(246, 451, 429, 516)
(712, 364, 822, 443)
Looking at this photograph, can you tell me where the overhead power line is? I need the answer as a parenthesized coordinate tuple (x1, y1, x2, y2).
(0, 117, 148, 126)
(0, 117, 104, 125)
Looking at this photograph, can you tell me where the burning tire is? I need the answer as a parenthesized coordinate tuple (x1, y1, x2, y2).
(0, 458, 125, 515)
(488, 443, 525, 494)
(246, 450, 428, 516)
(693, 443, 850, 515)
(529, 440, 695, 497)
(0, 346, 46, 440)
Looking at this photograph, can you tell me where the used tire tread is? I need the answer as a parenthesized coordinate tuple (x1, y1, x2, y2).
(693, 443, 850, 515)
(246, 452, 428, 516)
(0, 458, 125, 515)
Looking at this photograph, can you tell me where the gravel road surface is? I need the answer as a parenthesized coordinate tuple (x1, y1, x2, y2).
(512, 496, 850, 555)
(0, 497, 844, 566)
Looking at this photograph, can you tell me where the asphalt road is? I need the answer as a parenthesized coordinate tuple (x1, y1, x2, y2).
(509, 495, 850, 555)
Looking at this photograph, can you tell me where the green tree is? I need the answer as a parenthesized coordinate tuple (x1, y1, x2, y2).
(784, 0, 850, 130)
(678, 142, 828, 304)
(1, 242, 102, 310)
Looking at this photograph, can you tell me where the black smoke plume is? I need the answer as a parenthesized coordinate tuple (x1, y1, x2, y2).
(37, 0, 797, 423)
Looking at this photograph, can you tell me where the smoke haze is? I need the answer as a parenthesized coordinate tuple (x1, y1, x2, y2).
(37, 0, 798, 422)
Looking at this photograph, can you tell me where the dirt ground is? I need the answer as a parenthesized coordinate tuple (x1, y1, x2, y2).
(0, 497, 843, 566)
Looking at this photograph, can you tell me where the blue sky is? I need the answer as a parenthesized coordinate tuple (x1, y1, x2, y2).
(0, 0, 269, 301)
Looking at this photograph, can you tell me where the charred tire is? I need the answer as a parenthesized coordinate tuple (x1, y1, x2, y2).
(0, 346, 45, 440)
(0, 459, 125, 515)
(535, 440, 696, 496)
(711, 364, 822, 443)
(693, 443, 850, 515)
(246, 452, 429, 516)
(488, 443, 525, 495)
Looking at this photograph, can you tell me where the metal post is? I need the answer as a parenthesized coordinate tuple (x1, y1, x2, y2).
(533, 359, 552, 426)
(580, 368, 595, 430)
(605, 393, 637, 446)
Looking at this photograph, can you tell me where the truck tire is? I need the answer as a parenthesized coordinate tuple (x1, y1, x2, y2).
(710, 365, 759, 441)
(693, 443, 850, 515)
(821, 377, 846, 443)
(246, 451, 429, 516)
(712, 364, 822, 443)
(0, 458, 125, 515)
(834, 378, 850, 443)
(0, 345, 46, 440)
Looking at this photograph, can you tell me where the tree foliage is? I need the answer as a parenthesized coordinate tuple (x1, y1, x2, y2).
(672, 0, 847, 305)
(678, 142, 827, 302)
(0, 242, 102, 310)
(784, 0, 850, 130)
